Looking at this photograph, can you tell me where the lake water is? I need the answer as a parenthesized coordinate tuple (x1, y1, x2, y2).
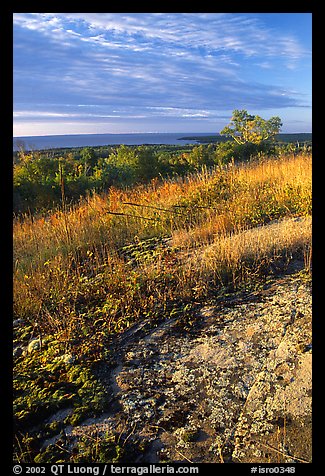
(13, 132, 215, 151)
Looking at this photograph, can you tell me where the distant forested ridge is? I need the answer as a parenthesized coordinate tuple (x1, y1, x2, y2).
(179, 133, 312, 144)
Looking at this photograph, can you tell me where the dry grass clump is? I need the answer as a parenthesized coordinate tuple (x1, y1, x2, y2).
(193, 216, 311, 288)
(170, 153, 311, 249)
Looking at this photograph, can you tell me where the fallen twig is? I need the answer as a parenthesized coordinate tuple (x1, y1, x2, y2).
(258, 441, 310, 463)
(174, 448, 194, 463)
(105, 211, 160, 221)
(122, 202, 184, 216)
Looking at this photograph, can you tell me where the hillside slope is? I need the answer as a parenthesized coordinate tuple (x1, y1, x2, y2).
(13, 153, 312, 464)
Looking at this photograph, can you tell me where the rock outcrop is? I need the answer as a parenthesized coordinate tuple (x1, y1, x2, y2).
(66, 268, 312, 463)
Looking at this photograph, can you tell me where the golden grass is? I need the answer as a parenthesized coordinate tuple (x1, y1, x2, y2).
(13, 153, 312, 344)
(13, 154, 311, 266)
(171, 154, 311, 248)
(196, 216, 311, 283)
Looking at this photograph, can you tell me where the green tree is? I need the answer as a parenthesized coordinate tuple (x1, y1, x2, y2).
(106, 145, 138, 183)
(80, 147, 97, 176)
(188, 144, 216, 168)
(135, 146, 160, 181)
(220, 110, 282, 144)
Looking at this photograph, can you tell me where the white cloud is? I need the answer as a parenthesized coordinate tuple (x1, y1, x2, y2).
(14, 13, 310, 62)
(13, 111, 78, 118)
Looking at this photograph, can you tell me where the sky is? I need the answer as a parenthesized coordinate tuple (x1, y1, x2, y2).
(13, 12, 312, 137)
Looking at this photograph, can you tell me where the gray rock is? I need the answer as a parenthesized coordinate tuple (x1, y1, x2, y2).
(13, 318, 25, 328)
(27, 337, 41, 353)
(54, 354, 76, 365)
(13, 346, 24, 359)
(41, 271, 312, 464)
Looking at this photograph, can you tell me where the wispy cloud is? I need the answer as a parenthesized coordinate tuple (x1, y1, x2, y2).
(13, 13, 310, 62)
(13, 13, 312, 135)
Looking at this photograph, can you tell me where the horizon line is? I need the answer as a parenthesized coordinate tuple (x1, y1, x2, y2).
(13, 130, 312, 139)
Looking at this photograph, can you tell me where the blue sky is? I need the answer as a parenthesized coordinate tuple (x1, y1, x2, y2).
(13, 12, 312, 136)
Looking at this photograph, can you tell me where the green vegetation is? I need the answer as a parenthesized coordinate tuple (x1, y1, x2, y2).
(13, 136, 311, 215)
(179, 132, 312, 145)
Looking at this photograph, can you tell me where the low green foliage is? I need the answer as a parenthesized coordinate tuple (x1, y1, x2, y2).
(13, 138, 309, 214)
(32, 431, 124, 464)
(13, 337, 108, 431)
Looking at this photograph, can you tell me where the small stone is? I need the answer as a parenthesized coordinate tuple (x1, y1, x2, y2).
(28, 338, 41, 353)
(13, 319, 26, 328)
(125, 351, 136, 361)
(13, 347, 24, 359)
(54, 354, 76, 365)
(175, 427, 200, 443)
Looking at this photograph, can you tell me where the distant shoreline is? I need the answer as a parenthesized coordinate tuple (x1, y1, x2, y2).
(13, 132, 213, 151)
(178, 132, 312, 144)
(13, 132, 312, 151)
